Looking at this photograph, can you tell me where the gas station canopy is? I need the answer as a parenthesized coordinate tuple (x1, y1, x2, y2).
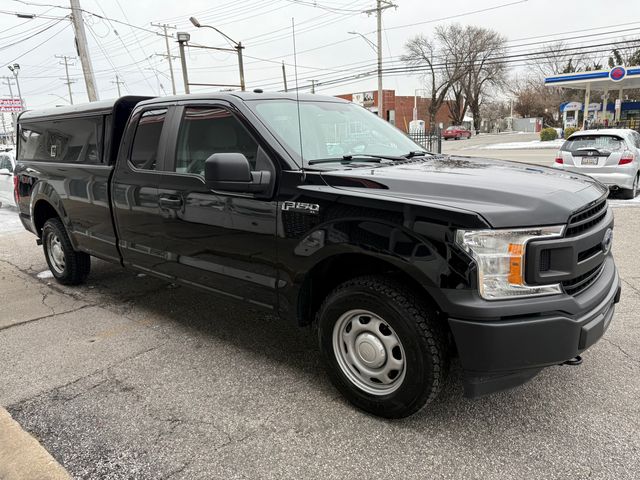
(545, 66, 640, 128)
(544, 66, 640, 90)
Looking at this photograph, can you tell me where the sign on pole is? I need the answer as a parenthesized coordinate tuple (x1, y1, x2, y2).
(0, 98, 23, 112)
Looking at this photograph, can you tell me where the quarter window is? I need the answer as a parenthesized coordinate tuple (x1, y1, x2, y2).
(174, 107, 259, 175)
(130, 109, 167, 170)
(18, 117, 103, 164)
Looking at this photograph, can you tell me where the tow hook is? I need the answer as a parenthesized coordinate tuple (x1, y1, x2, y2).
(561, 355, 583, 366)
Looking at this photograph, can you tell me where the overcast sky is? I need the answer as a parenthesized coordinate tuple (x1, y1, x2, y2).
(1, 0, 639, 111)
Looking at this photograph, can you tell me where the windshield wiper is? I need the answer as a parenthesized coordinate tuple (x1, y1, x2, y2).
(308, 154, 405, 165)
(403, 150, 431, 158)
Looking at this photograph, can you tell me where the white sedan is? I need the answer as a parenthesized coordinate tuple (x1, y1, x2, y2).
(0, 149, 16, 208)
(553, 129, 640, 199)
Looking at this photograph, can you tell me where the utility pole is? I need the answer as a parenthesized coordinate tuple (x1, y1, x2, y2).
(151, 23, 177, 95)
(55, 55, 76, 105)
(311, 80, 316, 94)
(176, 32, 191, 94)
(281, 62, 288, 92)
(69, 0, 98, 101)
(111, 75, 125, 97)
(237, 42, 245, 92)
(364, 0, 395, 119)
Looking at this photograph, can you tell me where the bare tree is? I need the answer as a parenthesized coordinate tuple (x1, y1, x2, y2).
(456, 26, 508, 133)
(446, 82, 466, 125)
(401, 25, 471, 127)
(528, 41, 587, 79)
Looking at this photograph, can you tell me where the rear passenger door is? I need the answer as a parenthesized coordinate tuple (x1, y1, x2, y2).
(150, 103, 279, 310)
(112, 107, 174, 272)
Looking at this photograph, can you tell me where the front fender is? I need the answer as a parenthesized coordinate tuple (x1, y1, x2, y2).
(277, 215, 469, 321)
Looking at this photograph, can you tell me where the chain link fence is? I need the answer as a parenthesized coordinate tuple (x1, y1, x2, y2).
(408, 128, 442, 154)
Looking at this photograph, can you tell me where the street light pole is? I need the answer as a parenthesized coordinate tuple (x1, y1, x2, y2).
(7, 64, 23, 110)
(176, 32, 191, 94)
(189, 16, 245, 91)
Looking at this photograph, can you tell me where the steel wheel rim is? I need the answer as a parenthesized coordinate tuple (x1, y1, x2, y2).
(47, 232, 65, 274)
(332, 309, 406, 395)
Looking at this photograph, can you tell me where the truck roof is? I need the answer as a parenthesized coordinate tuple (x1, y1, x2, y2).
(136, 91, 349, 107)
(18, 95, 153, 122)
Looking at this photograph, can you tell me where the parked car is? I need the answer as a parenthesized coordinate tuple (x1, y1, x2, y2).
(14, 93, 620, 418)
(443, 125, 472, 140)
(0, 148, 16, 208)
(553, 129, 640, 199)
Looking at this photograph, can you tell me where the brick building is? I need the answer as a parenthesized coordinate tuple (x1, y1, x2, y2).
(336, 89, 456, 132)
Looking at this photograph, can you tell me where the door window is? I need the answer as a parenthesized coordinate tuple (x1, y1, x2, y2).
(130, 109, 167, 170)
(174, 107, 259, 176)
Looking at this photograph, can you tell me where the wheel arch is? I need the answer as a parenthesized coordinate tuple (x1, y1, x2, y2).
(296, 252, 445, 327)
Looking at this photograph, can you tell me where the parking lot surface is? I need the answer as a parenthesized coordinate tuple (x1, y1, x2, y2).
(1, 199, 639, 479)
(442, 132, 557, 166)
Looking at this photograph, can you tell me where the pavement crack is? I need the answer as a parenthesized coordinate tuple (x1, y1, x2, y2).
(601, 337, 640, 367)
(7, 342, 168, 408)
(621, 278, 640, 297)
(0, 304, 93, 333)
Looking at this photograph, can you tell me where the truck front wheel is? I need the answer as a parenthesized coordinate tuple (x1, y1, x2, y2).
(42, 218, 91, 285)
(317, 275, 449, 418)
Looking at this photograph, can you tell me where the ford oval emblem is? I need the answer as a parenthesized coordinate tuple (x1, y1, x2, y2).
(610, 66, 626, 82)
(602, 228, 613, 255)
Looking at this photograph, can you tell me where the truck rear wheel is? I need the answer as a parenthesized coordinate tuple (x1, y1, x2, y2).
(317, 275, 449, 418)
(42, 218, 90, 285)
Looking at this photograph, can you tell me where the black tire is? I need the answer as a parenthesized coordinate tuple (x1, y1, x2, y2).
(317, 275, 449, 418)
(620, 174, 638, 200)
(42, 217, 91, 285)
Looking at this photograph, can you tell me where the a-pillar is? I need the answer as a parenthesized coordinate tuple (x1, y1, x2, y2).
(582, 84, 591, 129)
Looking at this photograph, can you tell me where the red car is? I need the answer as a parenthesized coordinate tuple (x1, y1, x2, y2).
(443, 125, 472, 140)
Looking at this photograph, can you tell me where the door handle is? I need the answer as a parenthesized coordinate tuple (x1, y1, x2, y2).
(159, 195, 183, 209)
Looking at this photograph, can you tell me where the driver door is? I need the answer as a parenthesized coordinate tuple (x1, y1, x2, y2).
(152, 103, 279, 310)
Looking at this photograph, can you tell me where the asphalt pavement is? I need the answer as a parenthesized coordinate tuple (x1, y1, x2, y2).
(442, 132, 556, 166)
(1, 149, 640, 478)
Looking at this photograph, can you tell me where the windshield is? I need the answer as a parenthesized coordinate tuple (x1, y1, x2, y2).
(562, 135, 625, 153)
(248, 99, 425, 165)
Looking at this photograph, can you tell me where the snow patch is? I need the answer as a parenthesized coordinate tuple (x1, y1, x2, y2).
(37, 270, 54, 279)
(481, 139, 565, 150)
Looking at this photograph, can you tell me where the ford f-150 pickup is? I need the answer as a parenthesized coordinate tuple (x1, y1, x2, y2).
(14, 92, 621, 418)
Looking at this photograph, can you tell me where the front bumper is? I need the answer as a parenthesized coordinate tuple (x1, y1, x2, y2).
(445, 255, 620, 397)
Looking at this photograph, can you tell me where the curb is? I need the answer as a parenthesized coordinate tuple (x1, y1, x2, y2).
(0, 407, 70, 480)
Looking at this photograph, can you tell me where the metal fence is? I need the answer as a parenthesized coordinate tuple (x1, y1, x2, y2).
(408, 129, 442, 154)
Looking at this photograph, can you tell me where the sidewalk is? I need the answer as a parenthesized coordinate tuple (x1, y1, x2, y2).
(0, 408, 70, 480)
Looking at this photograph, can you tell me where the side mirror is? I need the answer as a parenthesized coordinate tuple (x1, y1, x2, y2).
(204, 153, 271, 194)
(0, 168, 11, 176)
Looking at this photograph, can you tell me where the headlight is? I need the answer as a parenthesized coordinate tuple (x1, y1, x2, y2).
(455, 226, 565, 300)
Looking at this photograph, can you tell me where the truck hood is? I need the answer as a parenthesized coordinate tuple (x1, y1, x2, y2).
(319, 155, 608, 228)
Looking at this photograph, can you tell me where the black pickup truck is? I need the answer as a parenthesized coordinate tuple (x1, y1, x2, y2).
(14, 93, 620, 418)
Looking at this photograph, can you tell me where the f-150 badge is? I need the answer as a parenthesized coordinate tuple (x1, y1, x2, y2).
(281, 201, 320, 215)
